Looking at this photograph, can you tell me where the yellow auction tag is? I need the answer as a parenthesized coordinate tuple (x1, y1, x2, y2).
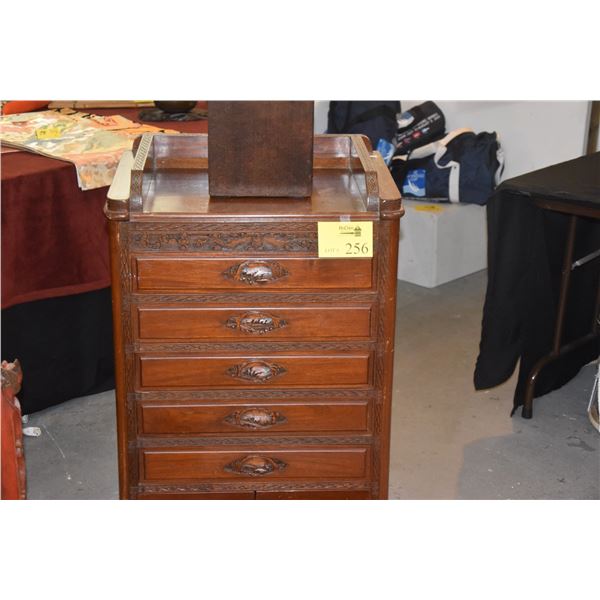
(35, 125, 65, 140)
(318, 221, 373, 258)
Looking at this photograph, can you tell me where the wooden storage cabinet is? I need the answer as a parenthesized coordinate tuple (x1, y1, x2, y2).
(105, 132, 403, 500)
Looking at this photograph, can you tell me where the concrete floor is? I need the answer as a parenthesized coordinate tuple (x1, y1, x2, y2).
(23, 271, 599, 500)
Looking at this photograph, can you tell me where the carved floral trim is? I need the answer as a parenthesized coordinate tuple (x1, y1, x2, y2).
(223, 455, 288, 477)
(129, 231, 317, 253)
(226, 361, 287, 384)
(222, 261, 289, 286)
(225, 312, 287, 335)
(223, 408, 287, 429)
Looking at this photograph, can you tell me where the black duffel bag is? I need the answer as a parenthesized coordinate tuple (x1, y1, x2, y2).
(395, 101, 446, 155)
(390, 128, 505, 205)
(326, 101, 400, 147)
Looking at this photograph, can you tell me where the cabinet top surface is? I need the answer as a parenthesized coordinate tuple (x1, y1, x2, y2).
(105, 133, 402, 222)
(142, 169, 372, 219)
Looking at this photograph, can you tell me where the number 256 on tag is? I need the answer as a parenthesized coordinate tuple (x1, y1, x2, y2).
(317, 221, 373, 258)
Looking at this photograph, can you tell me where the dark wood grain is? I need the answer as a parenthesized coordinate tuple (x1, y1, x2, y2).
(136, 304, 373, 341)
(141, 446, 369, 481)
(139, 399, 370, 435)
(138, 491, 255, 500)
(255, 490, 370, 500)
(108, 221, 131, 499)
(138, 354, 371, 389)
(134, 256, 373, 292)
(208, 101, 314, 197)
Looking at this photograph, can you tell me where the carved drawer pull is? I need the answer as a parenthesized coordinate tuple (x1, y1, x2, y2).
(224, 455, 287, 477)
(222, 260, 289, 285)
(225, 311, 288, 335)
(224, 408, 288, 429)
(226, 360, 286, 384)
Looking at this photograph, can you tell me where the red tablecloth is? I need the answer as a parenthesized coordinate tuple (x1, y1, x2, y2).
(1, 107, 208, 309)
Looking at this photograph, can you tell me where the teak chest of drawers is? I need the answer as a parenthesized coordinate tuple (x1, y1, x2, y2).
(105, 132, 403, 499)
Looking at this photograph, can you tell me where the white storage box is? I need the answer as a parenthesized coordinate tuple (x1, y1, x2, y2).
(397, 199, 487, 288)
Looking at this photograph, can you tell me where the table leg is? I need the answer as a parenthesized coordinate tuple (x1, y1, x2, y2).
(522, 215, 578, 418)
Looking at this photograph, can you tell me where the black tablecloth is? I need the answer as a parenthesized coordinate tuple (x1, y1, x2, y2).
(1, 289, 115, 414)
(498, 152, 600, 207)
(474, 153, 600, 412)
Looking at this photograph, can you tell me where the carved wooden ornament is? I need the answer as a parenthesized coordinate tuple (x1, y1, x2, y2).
(1, 359, 22, 393)
(225, 312, 288, 335)
(223, 408, 288, 429)
(222, 261, 289, 285)
(223, 455, 288, 477)
(226, 361, 287, 384)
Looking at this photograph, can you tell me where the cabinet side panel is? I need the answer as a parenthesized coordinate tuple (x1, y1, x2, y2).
(109, 221, 130, 499)
(375, 216, 401, 499)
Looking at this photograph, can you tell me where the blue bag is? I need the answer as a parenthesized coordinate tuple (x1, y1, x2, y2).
(390, 128, 504, 205)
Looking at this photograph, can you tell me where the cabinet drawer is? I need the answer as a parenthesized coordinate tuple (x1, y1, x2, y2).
(255, 490, 371, 500)
(139, 400, 369, 434)
(138, 490, 370, 500)
(134, 256, 373, 291)
(138, 492, 255, 500)
(138, 354, 371, 389)
(136, 304, 373, 341)
(140, 447, 370, 481)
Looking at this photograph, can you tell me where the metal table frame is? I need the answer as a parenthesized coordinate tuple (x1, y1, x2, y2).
(521, 197, 600, 418)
